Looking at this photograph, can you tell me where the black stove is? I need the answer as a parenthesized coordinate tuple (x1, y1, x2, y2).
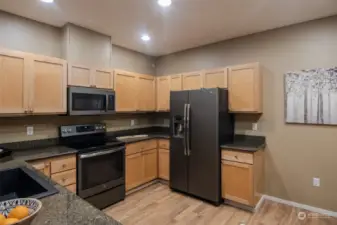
(59, 124, 125, 209)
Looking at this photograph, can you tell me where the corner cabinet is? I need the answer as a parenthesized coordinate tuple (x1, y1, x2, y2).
(0, 49, 67, 115)
(68, 64, 113, 89)
(182, 71, 203, 90)
(221, 149, 264, 208)
(137, 74, 156, 111)
(156, 76, 170, 111)
(228, 63, 262, 113)
(203, 68, 228, 88)
(114, 70, 138, 112)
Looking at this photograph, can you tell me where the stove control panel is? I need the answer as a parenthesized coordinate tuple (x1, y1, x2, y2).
(60, 124, 106, 137)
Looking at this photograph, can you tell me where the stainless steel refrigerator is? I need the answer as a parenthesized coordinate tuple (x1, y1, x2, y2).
(170, 88, 234, 205)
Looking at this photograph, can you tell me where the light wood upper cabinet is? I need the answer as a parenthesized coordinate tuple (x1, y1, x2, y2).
(92, 68, 114, 89)
(137, 74, 155, 111)
(142, 149, 158, 183)
(156, 76, 170, 111)
(30, 55, 67, 114)
(228, 63, 262, 113)
(114, 70, 138, 112)
(0, 49, 28, 114)
(203, 68, 228, 88)
(170, 74, 182, 91)
(182, 71, 203, 90)
(68, 64, 91, 87)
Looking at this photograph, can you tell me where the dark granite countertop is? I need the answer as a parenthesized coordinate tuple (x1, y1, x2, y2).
(0, 160, 122, 225)
(116, 133, 170, 144)
(221, 135, 266, 152)
(12, 146, 78, 162)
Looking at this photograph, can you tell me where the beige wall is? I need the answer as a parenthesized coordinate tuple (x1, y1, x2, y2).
(0, 11, 62, 57)
(156, 16, 337, 212)
(111, 44, 155, 75)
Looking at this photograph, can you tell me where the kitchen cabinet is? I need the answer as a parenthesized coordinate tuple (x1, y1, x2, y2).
(137, 74, 156, 111)
(228, 63, 262, 113)
(170, 74, 182, 91)
(0, 49, 29, 114)
(142, 149, 158, 183)
(125, 140, 158, 191)
(29, 154, 77, 193)
(203, 68, 228, 88)
(221, 149, 264, 208)
(114, 70, 138, 112)
(30, 55, 67, 114)
(156, 76, 170, 111)
(68, 64, 113, 89)
(182, 71, 203, 90)
(0, 49, 67, 115)
(158, 149, 169, 180)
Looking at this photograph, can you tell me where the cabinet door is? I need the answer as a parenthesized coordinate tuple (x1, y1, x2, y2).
(0, 50, 29, 114)
(137, 74, 155, 111)
(203, 68, 228, 88)
(142, 149, 158, 183)
(170, 74, 182, 91)
(114, 70, 137, 112)
(156, 76, 170, 111)
(221, 160, 254, 206)
(30, 55, 67, 114)
(182, 71, 203, 90)
(158, 149, 170, 180)
(30, 161, 51, 177)
(228, 63, 262, 113)
(93, 68, 113, 89)
(126, 153, 143, 191)
(68, 64, 91, 87)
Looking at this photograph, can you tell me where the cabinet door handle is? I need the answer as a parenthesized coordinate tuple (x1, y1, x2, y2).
(234, 155, 238, 159)
(62, 164, 67, 169)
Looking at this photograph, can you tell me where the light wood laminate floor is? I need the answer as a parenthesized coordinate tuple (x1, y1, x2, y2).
(104, 183, 337, 225)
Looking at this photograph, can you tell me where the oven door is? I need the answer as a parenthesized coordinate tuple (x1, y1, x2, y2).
(68, 86, 115, 115)
(77, 146, 125, 199)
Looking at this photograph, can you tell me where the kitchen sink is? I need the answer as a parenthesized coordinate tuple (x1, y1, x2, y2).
(0, 167, 59, 202)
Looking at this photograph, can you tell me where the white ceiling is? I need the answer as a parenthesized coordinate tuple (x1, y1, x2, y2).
(0, 0, 337, 56)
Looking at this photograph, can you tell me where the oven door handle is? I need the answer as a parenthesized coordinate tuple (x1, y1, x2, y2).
(79, 146, 125, 159)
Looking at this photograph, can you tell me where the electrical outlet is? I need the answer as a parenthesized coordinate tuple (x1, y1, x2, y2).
(313, 177, 320, 187)
(27, 126, 34, 136)
(131, 119, 136, 126)
(252, 123, 258, 131)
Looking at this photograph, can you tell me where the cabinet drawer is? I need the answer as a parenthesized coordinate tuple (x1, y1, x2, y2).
(51, 169, 76, 186)
(126, 140, 157, 156)
(65, 184, 77, 193)
(221, 150, 253, 164)
(51, 155, 76, 174)
(158, 139, 169, 149)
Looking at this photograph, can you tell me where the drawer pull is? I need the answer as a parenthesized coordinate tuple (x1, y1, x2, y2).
(235, 155, 238, 159)
(62, 178, 66, 183)
(62, 164, 66, 168)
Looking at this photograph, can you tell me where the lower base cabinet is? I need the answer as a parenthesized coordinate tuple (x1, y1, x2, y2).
(29, 154, 77, 193)
(158, 149, 169, 180)
(221, 149, 264, 208)
(143, 149, 158, 183)
(126, 153, 144, 191)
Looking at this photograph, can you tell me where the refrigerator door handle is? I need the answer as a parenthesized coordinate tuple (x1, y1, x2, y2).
(183, 103, 187, 156)
(186, 103, 191, 156)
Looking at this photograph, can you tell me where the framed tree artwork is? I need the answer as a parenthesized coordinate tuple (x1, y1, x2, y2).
(285, 67, 337, 125)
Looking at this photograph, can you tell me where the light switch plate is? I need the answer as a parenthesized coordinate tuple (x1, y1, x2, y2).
(313, 177, 320, 187)
(252, 123, 258, 131)
(27, 126, 34, 136)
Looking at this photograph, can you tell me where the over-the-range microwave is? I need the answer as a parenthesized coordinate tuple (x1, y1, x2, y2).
(67, 86, 115, 116)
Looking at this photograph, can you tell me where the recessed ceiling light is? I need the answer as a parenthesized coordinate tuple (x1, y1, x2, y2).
(157, 0, 172, 7)
(141, 35, 151, 42)
(40, 0, 54, 3)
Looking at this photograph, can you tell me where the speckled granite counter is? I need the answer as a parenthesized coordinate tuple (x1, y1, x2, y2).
(0, 160, 122, 225)
(117, 133, 170, 144)
(12, 146, 77, 162)
(221, 135, 266, 152)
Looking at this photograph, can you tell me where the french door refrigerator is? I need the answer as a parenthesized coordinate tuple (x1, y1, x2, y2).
(170, 88, 234, 205)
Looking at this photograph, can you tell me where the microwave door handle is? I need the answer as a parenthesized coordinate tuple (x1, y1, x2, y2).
(106, 94, 109, 112)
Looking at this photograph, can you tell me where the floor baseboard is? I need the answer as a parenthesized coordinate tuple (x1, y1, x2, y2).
(262, 195, 337, 218)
